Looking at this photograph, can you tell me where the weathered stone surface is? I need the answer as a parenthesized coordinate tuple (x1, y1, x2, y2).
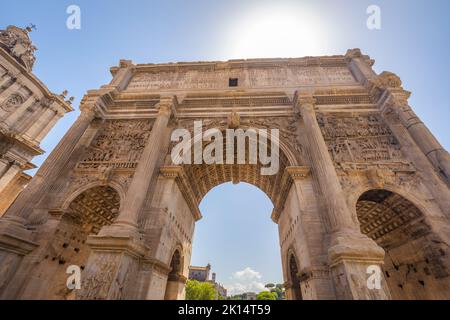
(0, 48, 449, 300)
(0, 25, 73, 217)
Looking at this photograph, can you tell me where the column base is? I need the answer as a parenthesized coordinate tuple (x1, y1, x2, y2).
(77, 224, 149, 300)
(164, 274, 187, 300)
(0, 216, 38, 298)
(328, 230, 391, 300)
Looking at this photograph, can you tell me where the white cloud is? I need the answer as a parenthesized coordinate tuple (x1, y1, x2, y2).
(232, 267, 262, 281)
(225, 267, 268, 296)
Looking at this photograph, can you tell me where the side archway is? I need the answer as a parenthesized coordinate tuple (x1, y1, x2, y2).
(286, 251, 302, 300)
(356, 189, 450, 299)
(21, 185, 120, 299)
(164, 247, 186, 300)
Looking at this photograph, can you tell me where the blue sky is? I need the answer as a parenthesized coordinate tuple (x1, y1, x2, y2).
(2, 0, 449, 294)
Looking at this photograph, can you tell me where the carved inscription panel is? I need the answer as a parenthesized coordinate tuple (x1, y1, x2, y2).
(78, 119, 153, 169)
(317, 113, 404, 164)
(126, 65, 356, 91)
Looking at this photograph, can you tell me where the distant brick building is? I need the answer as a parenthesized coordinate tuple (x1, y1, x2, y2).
(188, 264, 211, 282)
(188, 265, 227, 298)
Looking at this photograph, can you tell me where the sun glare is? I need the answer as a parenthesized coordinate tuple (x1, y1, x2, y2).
(226, 4, 329, 59)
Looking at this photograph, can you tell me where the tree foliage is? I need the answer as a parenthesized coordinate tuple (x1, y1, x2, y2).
(185, 280, 217, 300)
(256, 291, 278, 300)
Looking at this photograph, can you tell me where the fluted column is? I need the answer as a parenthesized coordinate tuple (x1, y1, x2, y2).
(389, 92, 450, 183)
(380, 92, 450, 215)
(0, 78, 23, 105)
(22, 99, 55, 141)
(110, 97, 174, 229)
(4, 105, 97, 223)
(0, 73, 13, 88)
(33, 105, 63, 144)
(0, 162, 21, 194)
(297, 94, 356, 232)
(296, 92, 390, 300)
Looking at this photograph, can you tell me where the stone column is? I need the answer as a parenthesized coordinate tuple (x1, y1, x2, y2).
(33, 105, 64, 144)
(297, 95, 356, 231)
(0, 161, 21, 195)
(22, 99, 55, 142)
(0, 103, 98, 297)
(1, 95, 38, 128)
(104, 96, 174, 232)
(4, 105, 97, 221)
(347, 49, 450, 185)
(78, 96, 175, 300)
(0, 78, 23, 105)
(0, 73, 13, 88)
(380, 92, 450, 215)
(296, 92, 391, 300)
(390, 91, 450, 184)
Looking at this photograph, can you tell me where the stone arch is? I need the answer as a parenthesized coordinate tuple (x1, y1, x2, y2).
(61, 181, 125, 213)
(349, 182, 435, 226)
(20, 185, 121, 299)
(286, 249, 302, 300)
(164, 246, 186, 300)
(164, 124, 298, 220)
(355, 188, 450, 299)
(168, 123, 302, 168)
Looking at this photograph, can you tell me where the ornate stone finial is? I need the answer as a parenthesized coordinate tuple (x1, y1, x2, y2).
(60, 90, 68, 98)
(0, 25, 37, 71)
(227, 110, 240, 129)
(66, 96, 75, 104)
(25, 24, 36, 33)
(378, 71, 402, 89)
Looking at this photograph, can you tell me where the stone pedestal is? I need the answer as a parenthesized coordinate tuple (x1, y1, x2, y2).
(0, 216, 38, 298)
(328, 231, 391, 300)
(77, 226, 148, 300)
(164, 274, 187, 300)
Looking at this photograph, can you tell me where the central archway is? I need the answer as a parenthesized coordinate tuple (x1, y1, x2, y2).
(156, 124, 305, 300)
(190, 181, 283, 299)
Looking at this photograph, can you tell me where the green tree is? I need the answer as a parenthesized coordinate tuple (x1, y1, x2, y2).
(265, 283, 275, 289)
(256, 291, 277, 300)
(270, 287, 284, 300)
(185, 280, 217, 300)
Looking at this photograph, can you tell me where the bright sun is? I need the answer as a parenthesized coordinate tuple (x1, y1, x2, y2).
(226, 4, 329, 59)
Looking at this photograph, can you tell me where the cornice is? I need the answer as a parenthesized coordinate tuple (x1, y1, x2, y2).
(0, 47, 74, 113)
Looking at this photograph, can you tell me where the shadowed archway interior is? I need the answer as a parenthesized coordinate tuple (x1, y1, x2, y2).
(356, 189, 449, 299)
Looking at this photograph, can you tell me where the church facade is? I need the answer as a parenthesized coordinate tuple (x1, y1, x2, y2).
(0, 25, 73, 215)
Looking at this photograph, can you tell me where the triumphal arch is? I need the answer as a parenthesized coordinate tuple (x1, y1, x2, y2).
(0, 49, 449, 300)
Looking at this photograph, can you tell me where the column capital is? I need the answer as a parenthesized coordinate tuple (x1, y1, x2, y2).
(285, 166, 311, 180)
(344, 48, 375, 66)
(156, 95, 178, 117)
(79, 97, 100, 119)
(379, 89, 413, 123)
(294, 92, 316, 107)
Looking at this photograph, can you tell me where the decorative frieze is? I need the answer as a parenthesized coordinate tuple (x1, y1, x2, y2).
(126, 64, 356, 91)
(77, 119, 153, 169)
(317, 113, 404, 164)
